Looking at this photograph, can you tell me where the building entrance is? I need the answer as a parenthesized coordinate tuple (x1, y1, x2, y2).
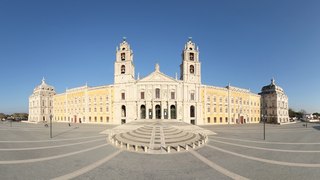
(155, 105, 161, 119)
(140, 105, 146, 119)
(170, 105, 176, 119)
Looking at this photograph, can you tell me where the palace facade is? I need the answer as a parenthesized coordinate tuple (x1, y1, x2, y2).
(28, 38, 289, 125)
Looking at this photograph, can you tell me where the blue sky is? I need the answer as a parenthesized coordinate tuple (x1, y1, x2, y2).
(0, 0, 319, 114)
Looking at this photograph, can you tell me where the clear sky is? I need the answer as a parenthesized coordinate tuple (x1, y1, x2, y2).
(0, 0, 319, 114)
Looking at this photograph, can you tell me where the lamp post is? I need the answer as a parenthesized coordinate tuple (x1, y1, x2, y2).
(305, 115, 308, 128)
(262, 114, 266, 140)
(50, 115, 53, 138)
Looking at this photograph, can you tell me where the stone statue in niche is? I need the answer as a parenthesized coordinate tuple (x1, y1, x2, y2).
(147, 89, 152, 99)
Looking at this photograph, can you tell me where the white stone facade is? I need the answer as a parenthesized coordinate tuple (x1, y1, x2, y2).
(260, 78, 289, 124)
(113, 38, 202, 125)
(28, 78, 56, 123)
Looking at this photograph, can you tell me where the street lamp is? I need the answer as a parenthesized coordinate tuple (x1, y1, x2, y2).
(305, 115, 308, 128)
(50, 115, 53, 138)
(262, 114, 266, 140)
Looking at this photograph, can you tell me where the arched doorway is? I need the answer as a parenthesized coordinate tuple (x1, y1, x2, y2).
(140, 105, 146, 119)
(190, 106, 195, 118)
(155, 105, 161, 119)
(170, 105, 176, 119)
(121, 105, 126, 117)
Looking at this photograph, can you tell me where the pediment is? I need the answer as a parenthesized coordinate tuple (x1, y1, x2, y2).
(139, 72, 178, 83)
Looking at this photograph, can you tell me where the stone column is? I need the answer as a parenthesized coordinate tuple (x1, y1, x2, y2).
(161, 101, 164, 120)
(152, 101, 155, 120)
(168, 102, 171, 120)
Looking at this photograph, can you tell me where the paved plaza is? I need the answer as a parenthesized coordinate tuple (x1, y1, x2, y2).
(1, 120, 320, 179)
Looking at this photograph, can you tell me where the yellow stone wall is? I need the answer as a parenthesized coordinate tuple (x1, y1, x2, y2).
(53, 85, 114, 124)
(201, 86, 260, 125)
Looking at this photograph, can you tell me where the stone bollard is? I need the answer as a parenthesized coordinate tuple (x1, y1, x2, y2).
(185, 144, 189, 151)
(127, 143, 130, 150)
(135, 145, 138, 151)
(202, 140, 205, 145)
(192, 143, 195, 149)
(115, 140, 118, 146)
(144, 146, 148, 153)
(168, 146, 171, 153)
(120, 142, 123, 148)
(177, 145, 180, 152)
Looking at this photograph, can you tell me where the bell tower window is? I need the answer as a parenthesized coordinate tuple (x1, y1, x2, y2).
(190, 65, 194, 74)
(121, 53, 125, 61)
(189, 53, 194, 61)
(121, 65, 125, 74)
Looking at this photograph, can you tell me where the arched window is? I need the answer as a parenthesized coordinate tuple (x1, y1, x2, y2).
(190, 106, 195, 118)
(155, 88, 160, 98)
(121, 65, 125, 74)
(189, 53, 194, 61)
(190, 65, 194, 74)
(121, 53, 125, 61)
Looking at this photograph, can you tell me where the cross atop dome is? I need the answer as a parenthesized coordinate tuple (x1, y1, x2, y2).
(42, 77, 45, 84)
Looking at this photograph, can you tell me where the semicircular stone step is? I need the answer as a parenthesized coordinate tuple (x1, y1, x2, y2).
(109, 121, 207, 154)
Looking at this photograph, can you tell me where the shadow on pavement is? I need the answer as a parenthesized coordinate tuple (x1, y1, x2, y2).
(52, 126, 79, 138)
(312, 125, 320, 131)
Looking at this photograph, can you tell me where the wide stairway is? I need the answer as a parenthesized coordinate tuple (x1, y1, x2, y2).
(108, 120, 208, 154)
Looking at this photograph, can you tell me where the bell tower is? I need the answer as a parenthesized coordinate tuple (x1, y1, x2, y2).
(114, 37, 135, 84)
(180, 37, 201, 84)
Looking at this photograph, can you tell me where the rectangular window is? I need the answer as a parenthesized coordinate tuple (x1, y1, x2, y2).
(214, 117, 217, 123)
(171, 92, 175, 100)
(220, 117, 222, 123)
(191, 93, 195, 101)
(207, 117, 210, 123)
(89, 116, 91, 122)
(100, 117, 103, 122)
(121, 93, 125, 100)
(141, 92, 145, 99)
(100, 107, 102, 112)
(156, 89, 160, 98)
(225, 117, 228, 123)
(207, 107, 210, 113)
(94, 117, 97, 122)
